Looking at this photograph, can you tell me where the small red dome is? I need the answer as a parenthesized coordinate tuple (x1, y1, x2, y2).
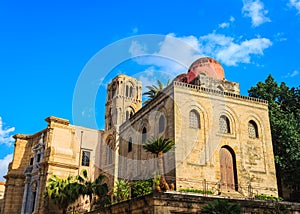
(186, 57, 224, 83)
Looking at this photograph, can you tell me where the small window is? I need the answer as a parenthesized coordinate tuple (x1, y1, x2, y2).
(219, 115, 230, 133)
(82, 151, 90, 166)
(248, 120, 259, 138)
(30, 157, 34, 165)
(142, 127, 147, 144)
(189, 110, 200, 129)
(36, 154, 41, 163)
(128, 137, 132, 152)
(159, 115, 165, 133)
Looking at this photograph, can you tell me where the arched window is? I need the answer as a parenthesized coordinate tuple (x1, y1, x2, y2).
(142, 127, 147, 144)
(219, 115, 230, 133)
(159, 115, 165, 133)
(125, 85, 129, 97)
(129, 86, 133, 97)
(130, 111, 133, 118)
(128, 137, 132, 152)
(189, 110, 200, 129)
(248, 120, 259, 138)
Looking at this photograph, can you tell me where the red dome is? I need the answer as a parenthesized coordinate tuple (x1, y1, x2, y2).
(186, 57, 224, 83)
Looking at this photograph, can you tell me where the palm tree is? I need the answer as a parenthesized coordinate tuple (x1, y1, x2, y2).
(45, 175, 79, 214)
(143, 136, 175, 190)
(76, 169, 109, 211)
(143, 80, 170, 105)
(201, 199, 241, 214)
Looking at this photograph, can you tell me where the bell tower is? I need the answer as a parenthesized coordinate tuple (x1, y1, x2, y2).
(105, 74, 142, 131)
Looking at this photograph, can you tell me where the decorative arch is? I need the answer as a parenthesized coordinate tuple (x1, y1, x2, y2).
(219, 115, 230, 133)
(219, 146, 238, 191)
(216, 107, 238, 136)
(248, 120, 259, 138)
(245, 112, 264, 140)
(189, 109, 200, 129)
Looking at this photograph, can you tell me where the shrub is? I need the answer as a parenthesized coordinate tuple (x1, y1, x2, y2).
(255, 194, 283, 201)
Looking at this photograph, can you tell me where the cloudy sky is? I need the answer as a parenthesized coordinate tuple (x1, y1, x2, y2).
(0, 0, 300, 181)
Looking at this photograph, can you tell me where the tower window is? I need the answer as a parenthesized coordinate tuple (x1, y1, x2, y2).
(248, 120, 259, 138)
(82, 151, 90, 166)
(219, 115, 230, 134)
(126, 85, 129, 97)
(130, 86, 133, 97)
(189, 110, 200, 129)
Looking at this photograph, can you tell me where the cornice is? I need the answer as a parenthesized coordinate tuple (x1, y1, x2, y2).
(45, 116, 70, 125)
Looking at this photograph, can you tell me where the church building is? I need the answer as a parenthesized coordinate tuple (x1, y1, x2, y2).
(1, 57, 278, 214)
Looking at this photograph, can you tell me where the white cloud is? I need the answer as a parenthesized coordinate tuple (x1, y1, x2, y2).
(200, 33, 272, 66)
(129, 40, 147, 56)
(289, 0, 300, 13)
(219, 22, 230, 28)
(218, 16, 235, 29)
(0, 117, 15, 146)
(274, 32, 287, 42)
(129, 32, 272, 74)
(242, 0, 271, 27)
(0, 154, 13, 181)
(285, 70, 299, 78)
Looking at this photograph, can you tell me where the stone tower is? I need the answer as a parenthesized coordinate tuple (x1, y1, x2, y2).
(103, 74, 142, 184)
(105, 74, 142, 131)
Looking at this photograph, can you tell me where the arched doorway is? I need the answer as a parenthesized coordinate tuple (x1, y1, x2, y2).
(219, 146, 238, 191)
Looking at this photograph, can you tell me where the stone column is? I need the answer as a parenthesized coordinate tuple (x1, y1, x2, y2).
(21, 177, 30, 214)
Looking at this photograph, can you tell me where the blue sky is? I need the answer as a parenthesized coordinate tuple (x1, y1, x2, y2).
(0, 0, 300, 181)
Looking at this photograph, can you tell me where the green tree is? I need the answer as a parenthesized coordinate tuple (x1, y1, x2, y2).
(76, 170, 109, 211)
(113, 179, 130, 202)
(248, 75, 300, 195)
(201, 199, 241, 214)
(143, 136, 175, 190)
(143, 79, 170, 105)
(44, 175, 79, 214)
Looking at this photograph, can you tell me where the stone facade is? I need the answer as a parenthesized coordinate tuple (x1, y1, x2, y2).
(2, 57, 279, 213)
(2, 117, 103, 214)
(118, 57, 278, 197)
(0, 182, 5, 213)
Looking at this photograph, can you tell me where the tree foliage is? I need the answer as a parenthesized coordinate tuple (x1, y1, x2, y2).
(143, 79, 170, 105)
(248, 75, 300, 190)
(44, 175, 79, 214)
(143, 136, 175, 190)
(45, 171, 109, 213)
(76, 169, 109, 210)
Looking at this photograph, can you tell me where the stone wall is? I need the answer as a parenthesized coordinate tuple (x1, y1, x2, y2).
(91, 192, 300, 214)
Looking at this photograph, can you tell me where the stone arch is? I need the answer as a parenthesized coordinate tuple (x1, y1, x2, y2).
(245, 112, 265, 141)
(216, 106, 239, 136)
(189, 109, 200, 129)
(219, 145, 238, 191)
